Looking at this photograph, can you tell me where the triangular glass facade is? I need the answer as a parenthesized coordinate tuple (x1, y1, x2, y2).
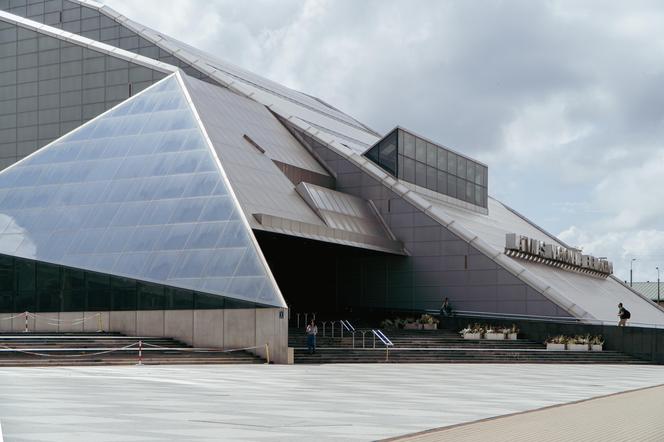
(0, 74, 284, 308)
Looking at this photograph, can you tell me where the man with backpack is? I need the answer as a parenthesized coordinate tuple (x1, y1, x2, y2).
(618, 303, 631, 326)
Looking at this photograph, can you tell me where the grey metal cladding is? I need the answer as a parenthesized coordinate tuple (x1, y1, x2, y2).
(291, 125, 570, 317)
(179, 74, 330, 229)
(0, 15, 166, 168)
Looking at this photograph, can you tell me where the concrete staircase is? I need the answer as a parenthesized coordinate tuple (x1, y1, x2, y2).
(289, 327, 650, 364)
(0, 332, 263, 367)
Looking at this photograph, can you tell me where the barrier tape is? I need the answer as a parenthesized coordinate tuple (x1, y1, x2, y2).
(0, 313, 26, 321)
(0, 312, 104, 333)
(0, 342, 139, 359)
(140, 341, 264, 354)
(26, 312, 101, 323)
(0, 342, 267, 359)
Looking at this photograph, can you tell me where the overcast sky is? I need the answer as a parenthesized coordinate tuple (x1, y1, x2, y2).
(102, 0, 664, 283)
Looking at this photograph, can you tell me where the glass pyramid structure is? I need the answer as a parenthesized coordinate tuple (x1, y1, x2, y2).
(0, 73, 284, 308)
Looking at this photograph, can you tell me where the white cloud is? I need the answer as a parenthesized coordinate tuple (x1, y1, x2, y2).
(100, 0, 664, 281)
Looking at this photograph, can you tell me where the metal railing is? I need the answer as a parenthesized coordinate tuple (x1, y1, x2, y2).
(371, 329, 393, 361)
(294, 312, 317, 328)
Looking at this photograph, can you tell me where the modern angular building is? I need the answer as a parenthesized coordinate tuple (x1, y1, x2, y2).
(0, 0, 662, 362)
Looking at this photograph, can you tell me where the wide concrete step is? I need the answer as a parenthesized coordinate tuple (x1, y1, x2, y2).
(0, 333, 263, 366)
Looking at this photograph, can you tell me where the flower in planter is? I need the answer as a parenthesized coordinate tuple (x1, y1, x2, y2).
(590, 335, 604, 346)
(545, 335, 569, 345)
(419, 314, 439, 325)
(570, 335, 590, 345)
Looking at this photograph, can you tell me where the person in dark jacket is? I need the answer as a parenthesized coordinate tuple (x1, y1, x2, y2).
(618, 303, 631, 326)
(440, 297, 453, 317)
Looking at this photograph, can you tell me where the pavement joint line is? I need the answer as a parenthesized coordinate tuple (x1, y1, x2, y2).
(380, 382, 664, 441)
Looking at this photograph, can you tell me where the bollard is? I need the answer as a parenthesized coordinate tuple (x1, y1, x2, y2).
(137, 340, 143, 366)
(24, 311, 28, 333)
(97, 313, 103, 333)
(265, 343, 270, 364)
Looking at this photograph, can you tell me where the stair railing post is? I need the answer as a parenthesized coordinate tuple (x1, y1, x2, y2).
(330, 321, 335, 338)
(304, 313, 308, 325)
(322, 321, 327, 337)
(341, 322, 344, 339)
(352, 331, 355, 348)
(297, 313, 300, 328)
(373, 332, 376, 349)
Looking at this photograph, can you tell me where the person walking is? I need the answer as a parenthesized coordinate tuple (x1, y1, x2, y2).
(305, 319, 318, 354)
(618, 303, 631, 327)
(440, 297, 453, 317)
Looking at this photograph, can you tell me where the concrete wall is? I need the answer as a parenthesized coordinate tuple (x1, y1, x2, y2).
(3, 307, 290, 364)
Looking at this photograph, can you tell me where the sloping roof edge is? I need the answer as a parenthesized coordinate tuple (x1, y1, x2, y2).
(0, 10, 177, 75)
(174, 71, 288, 309)
(69, 0, 381, 141)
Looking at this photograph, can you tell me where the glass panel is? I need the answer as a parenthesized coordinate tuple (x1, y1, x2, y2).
(415, 162, 426, 188)
(426, 166, 437, 192)
(403, 131, 416, 158)
(447, 174, 456, 198)
(415, 137, 426, 163)
(426, 142, 437, 166)
(0, 75, 282, 308)
(402, 157, 415, 183)
(447, 152, 457, 175)
(457, 157, 466, 179)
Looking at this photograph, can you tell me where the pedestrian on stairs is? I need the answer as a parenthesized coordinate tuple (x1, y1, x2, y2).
(440, 297, 453, 317)
(306, 319, 318, 354)
(618, 303, 631, 327)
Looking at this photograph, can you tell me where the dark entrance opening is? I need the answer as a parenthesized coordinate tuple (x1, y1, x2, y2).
(254, 230, 396, 317)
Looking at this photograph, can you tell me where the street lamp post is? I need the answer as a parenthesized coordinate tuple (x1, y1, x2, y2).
(657, 266, 660, 305)
(630, 258, 637, 287)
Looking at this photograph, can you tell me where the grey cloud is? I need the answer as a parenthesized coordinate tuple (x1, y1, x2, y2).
(101, 0, 664, 280)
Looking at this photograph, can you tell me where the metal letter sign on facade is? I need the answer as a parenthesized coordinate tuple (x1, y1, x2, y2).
(505, 233, 613, 278)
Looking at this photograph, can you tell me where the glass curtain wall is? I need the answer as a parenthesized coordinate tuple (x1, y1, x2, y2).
(0, 253, 266, 313)
(365, 128, 488, 208)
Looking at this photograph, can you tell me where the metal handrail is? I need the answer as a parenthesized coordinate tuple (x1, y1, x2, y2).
(371, 329, 393, 362)
(340, 319, 355, 332)
(371, 329, 393, 348)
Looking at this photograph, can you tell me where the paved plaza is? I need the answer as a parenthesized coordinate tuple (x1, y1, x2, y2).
(0, 364, 663, 441)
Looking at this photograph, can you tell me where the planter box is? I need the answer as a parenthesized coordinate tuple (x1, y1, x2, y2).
(422, 323, 438, 330)
(485, 332, 506, 340)
(591, 344, 603, 352)
(546, 343, 566, 351)
(404, 323, 423, 330)
(507, 333, 518, 340)
(567, 343, 589, 351)
(463, 333, 482, 340)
